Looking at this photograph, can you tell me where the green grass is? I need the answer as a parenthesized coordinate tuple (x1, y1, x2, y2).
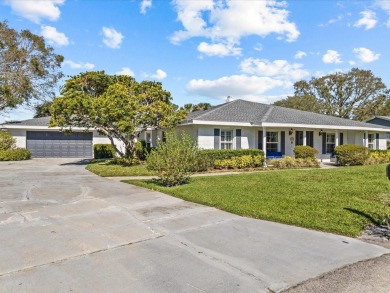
(125, 164, 390, 237)
(85, 160, 156, 177)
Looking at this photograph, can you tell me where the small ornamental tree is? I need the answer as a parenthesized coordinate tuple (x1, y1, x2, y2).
(147, 131, 199, 186)
(0, 131, 15, 150)
(50, 71, 186, 158)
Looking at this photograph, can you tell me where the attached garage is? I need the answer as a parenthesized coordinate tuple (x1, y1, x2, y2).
(26, 131, 93, 158)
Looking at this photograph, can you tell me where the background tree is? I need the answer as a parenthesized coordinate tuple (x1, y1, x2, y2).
(274, 68, 389, 120)
(181, 102, 212, 113)
(0, 21, 63, 113)
(50, 71, 187, 158)
(33, 101, 53, 118)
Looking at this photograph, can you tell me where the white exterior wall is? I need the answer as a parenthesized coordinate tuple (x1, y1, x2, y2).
(7, 129, 27, 148)
(378, 133, 387, 149)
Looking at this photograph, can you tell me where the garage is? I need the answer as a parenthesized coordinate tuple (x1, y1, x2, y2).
(26, 131, 93, 158)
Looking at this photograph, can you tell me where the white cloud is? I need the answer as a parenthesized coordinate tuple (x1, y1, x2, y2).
(322, 50, 342, 64)
(102, 27, 124, 49)
(140, 0, 152, 14)
(187, 75, 289, 101)
(170, 0, 299, 56)
(240, 58, 309, 80)
(294, 51, 307, 59)
(253, 43, 263, 52)
(150, 69, 167, 80)
(375, 0, 390, 28)
(319, 15, 344, 27)
(4, 0, 64, 23)
(354, 11, 377, 30)
(116, 67, 135, 77)
(63, 60, 95, 70)
(197, 42, 241, 57)
(349, 60, 357, 65)
(353, 47, 380, 63)
(40, 25, 69, 46)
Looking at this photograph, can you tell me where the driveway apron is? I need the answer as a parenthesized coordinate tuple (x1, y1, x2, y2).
(0, 159, 388, 292)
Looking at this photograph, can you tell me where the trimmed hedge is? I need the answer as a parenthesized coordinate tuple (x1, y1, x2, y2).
(214, 155, 264, 169)
(334, 144, 370, 166)
(94, 144, 116, 159)
(198, 149, 265, 170)
(268, 156, 320, 169)
(0, 148, 31, 161)
(293, 145, 318, 159)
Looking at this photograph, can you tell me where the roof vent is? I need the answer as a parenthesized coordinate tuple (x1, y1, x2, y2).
(226, 96, 233, 103)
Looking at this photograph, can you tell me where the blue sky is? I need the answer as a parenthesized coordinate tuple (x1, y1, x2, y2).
(1, 0, 390, 123)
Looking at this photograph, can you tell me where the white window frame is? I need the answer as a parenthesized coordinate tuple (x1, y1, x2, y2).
(266, 131, 279, 153)
(326, 133, 335, 154)
(367, 133, 375, 150)
(221, 130, 233, 149)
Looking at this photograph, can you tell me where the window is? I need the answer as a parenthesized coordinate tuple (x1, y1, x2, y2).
(326, 133, 335, 154)
(368, 134, 375, 149)
(221, 130, 233, 149)
(296, 131, 303, 146)
(266, 132, 278, 152)
(306, 131, 314, 147)
(146, 133, 151, 148)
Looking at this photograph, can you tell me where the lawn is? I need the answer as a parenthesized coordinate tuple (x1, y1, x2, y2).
(125, 164, 390, 237)
(85, 160, 156, 177)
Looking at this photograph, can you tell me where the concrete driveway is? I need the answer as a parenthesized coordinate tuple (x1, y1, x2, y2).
(0, 159, 388, 292)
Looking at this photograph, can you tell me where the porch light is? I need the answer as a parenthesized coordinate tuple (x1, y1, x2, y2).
(319, 129, 324, 136)
(289, 128, 294, 135)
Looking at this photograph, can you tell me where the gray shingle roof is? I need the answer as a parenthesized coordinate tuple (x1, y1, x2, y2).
(186, 99, 389, 129)
(1, 116, 51, 126)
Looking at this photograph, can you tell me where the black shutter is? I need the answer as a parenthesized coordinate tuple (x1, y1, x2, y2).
(236, 129, 241, 149)
(162, 131, 166, 142)
(214, 129, 220, 149)
(258, 131, 263, 149)
(322, 133, 327, 154)
(376, 133, 379, 150)
(340, 133, 344, 145)
(306, 131, 314, 147)
(281, 131, 285, 155)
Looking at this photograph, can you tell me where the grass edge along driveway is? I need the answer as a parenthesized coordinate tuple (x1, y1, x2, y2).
(124, 164, 390, 237)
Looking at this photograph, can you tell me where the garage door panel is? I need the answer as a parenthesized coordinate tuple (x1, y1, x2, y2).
(27, 131, 93, 158)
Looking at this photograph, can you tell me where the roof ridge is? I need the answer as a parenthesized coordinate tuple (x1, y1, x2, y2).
(191, 99, 240, 120)
(260, 105, 274, 122)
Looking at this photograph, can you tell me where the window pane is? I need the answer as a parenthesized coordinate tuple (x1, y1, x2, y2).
(266, 143, 278, 153)
(266, 132, 278, 142)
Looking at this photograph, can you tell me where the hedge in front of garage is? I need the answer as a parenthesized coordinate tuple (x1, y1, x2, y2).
(94, 144, 116, 159)
(0, 148, 31, 161)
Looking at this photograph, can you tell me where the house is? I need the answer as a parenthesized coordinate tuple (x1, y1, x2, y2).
(141, 99, 390, 161)
(365, 116, 390, 140)
(2, 99, 389, 159)
(0, 116, 122, 158)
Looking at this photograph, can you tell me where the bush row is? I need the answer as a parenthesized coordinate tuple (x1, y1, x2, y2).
(268, 157, 320, 169)
(214, 155, 264, 169)
(0, 148, 31, 161)
(198, 149, 264, 170)
(293, 145, 318, 159)
(94, 144, 116, 159)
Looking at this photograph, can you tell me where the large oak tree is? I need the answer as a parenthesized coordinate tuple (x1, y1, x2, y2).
(274, 68, 389, 121)
(0, 21, 63, 113)
(50, 71, 187, 158)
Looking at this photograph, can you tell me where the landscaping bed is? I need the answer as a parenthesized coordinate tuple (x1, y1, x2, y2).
(124, 164, 390, 237)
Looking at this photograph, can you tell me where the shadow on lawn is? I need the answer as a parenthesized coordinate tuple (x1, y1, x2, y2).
(344, 208, 379, 225)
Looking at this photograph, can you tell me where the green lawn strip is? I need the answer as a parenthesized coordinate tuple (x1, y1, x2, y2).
(85, 160, 156, 177)
(124, 164, 390, 237)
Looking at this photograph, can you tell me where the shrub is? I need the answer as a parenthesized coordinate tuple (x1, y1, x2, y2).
(135, 140, 153, 161)
(94, 144, 116, 159)
(334, 144, 370, 166)
(110, 157, 140, 166)
(147, 131, 199, 186)
(369, 150, 390, 163)
(214, 155, 264, 169)
(0, 148, 31, 161)
(293, 145, 318, 159)
(0, 131, 16, 151)
(268, 156, 320, 169)
(199, 149, 264, 170)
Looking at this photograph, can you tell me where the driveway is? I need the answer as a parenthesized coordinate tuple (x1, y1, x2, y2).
(0, 159, 388, 292)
